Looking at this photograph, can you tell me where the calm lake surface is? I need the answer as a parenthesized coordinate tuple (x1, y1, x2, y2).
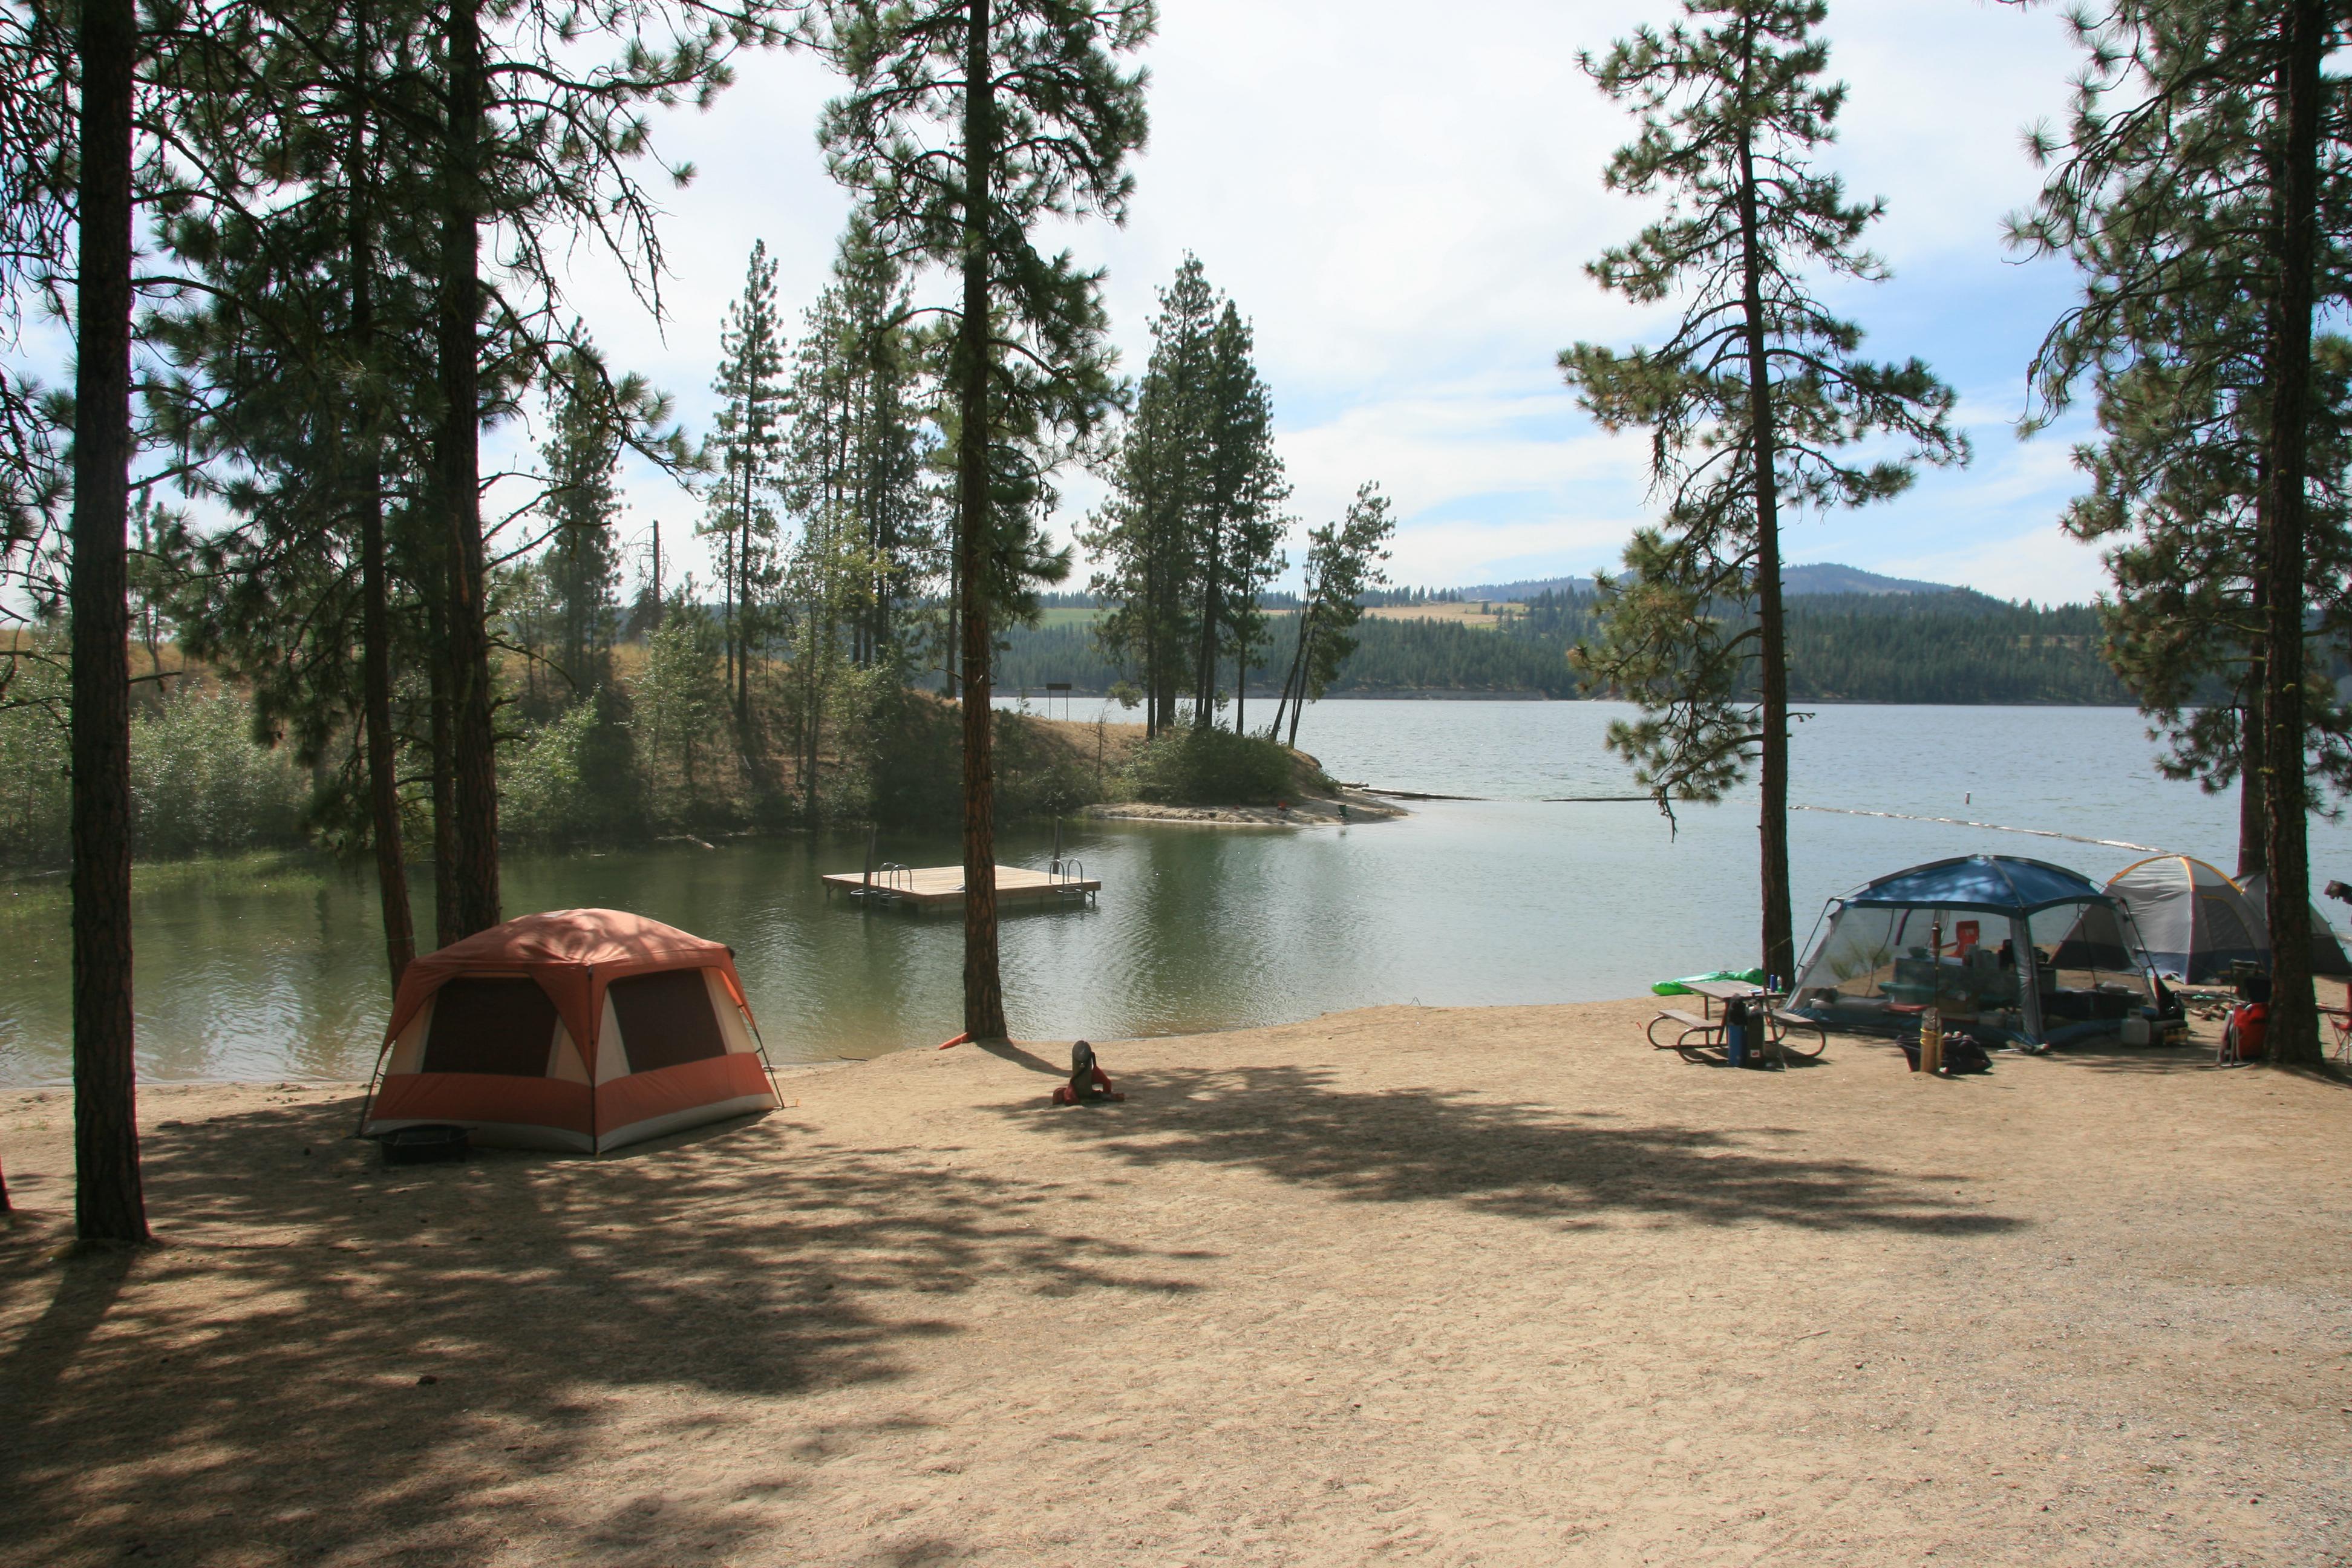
(6, 700, 2349, 1085)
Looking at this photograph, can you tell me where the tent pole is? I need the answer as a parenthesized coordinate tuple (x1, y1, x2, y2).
(353, 1039, 394, 1138)
(2015, 915, 2043, 1048)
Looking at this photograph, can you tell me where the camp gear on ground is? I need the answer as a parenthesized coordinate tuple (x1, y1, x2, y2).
(1790, 855, 2162, 1050)
(1903, 1033, 1991, 1074)
(2220, 1004, 2268, 1065)
(1945, 1034, 1991, 1074)
(358, 909, 780, 1154)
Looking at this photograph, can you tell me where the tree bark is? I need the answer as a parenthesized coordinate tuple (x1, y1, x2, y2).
(426, 585, 457, 949)
(1736, 106, 1796, 985)
(2259, 0, 2324, 1063)
(957, 0, 1006, 1042)
(350, 0, 414, 991)
(437, 0, 499, 938)
(70, 0, 149, 1244)
(1195, 515, 1222, 729)
(2238, 701, 2268, 881)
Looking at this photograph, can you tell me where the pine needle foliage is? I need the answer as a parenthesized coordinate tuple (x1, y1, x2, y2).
(1561, 0, 1965, 978)
(2005, 0, 2350, 1060)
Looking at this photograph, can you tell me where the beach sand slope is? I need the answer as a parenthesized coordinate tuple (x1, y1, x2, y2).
(2, 1000, 2348, 1566)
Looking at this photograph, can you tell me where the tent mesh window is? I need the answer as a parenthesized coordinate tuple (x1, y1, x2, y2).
(609, 968, 728, 1073)
(420, 978, 561, 1076)
(2037, 904, 2153, 1020)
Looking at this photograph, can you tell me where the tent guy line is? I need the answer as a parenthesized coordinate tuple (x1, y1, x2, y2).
(1792, 805, 2167, 856)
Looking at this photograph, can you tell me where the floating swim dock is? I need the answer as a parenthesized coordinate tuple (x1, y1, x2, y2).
(821, 863, 1100, 912)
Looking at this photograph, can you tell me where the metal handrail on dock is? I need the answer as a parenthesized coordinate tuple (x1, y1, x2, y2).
(839, 861, 914, 905)
(1054, 858, 1093, 903)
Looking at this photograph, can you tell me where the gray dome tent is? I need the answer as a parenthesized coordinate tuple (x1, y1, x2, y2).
(2230, 872, 2352, 979)
(1791, 854, 2160, 1047)
(2102, 856, 2266, 984)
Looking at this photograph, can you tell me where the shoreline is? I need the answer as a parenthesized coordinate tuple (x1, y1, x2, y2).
(1083, 785, 1408, 828)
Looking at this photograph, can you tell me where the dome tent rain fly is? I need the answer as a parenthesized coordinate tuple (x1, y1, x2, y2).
(2102, 855, 2267, 984)
(359, 909, 780, 1153)
(1790, 854, 2160, 1047)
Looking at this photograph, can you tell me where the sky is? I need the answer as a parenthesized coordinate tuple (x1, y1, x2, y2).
(533, 1, 2108, 603)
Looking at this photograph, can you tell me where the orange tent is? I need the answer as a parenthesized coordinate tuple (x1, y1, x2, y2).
(358, 909, 779, 1154)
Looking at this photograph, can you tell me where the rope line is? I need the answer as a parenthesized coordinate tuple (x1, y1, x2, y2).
(1792, 804, 2166, 855)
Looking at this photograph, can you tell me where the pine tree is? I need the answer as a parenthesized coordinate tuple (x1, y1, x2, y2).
(68, 0, 148, 1243)
(705, 240, 789, 751)
(832, 216, 940, 670)
(1197, 299, 1289, 730)
(809, 0, 1151, 1041)
(2008, 0, 2352, 1061)
(1561, 0, 1965, 983)
(1272, 483, 1393, 746)
(540, 343, 627, 695)
(1085, 255, 1217, 736)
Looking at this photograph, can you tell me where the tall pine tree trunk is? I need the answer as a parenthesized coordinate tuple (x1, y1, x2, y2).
(437, 0, 499, 938)
(350, 2, 414, 991)
(1737, 107, 1795, 987)
(70, 0, 148, 1243)
(2259, 0, 2324, 1063)
(1194, 517, 1222, 729)
(2239, 573, 2268, 881)
(426, 582, 458, 949)
(956, 0, 1006, 1041)
(1275, 601, 1312, 744)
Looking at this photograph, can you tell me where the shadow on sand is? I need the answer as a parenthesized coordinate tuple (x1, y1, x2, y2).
(1004, 1061, 2027, 1236)
(0, 1095, 1195, 1566)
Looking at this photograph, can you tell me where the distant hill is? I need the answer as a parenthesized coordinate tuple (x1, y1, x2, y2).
(1449, 562, 1961, 602)
(996, 588, 2139, 705)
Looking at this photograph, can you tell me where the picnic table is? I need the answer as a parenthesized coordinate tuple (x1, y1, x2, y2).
(1647, 979, 1827, 1062)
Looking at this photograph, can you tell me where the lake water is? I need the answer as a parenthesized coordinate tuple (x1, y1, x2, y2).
(5, 700, 2348, 1085)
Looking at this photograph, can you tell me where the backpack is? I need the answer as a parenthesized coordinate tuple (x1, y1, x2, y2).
(1939, 1033, 1993, 1075)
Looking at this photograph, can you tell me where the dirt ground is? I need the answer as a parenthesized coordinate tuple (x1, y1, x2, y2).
(3, 1001, 2349, 1567)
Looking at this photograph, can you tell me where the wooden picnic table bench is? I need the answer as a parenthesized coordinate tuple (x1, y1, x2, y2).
(1646, 1007, 1721, 1050)
(1647, 984, 1829, 1062)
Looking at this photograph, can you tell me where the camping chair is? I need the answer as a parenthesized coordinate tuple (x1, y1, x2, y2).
(2325, 1006, 2352, 1065)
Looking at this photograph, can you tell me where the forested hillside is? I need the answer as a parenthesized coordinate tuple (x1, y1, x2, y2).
(996, 589, 2141, 705)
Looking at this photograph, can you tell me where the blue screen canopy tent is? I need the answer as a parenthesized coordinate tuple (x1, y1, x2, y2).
(1791, 854, 2161, 1047)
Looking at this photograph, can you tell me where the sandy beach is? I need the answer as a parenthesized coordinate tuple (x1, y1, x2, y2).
(3, 1000, 2348, 1566)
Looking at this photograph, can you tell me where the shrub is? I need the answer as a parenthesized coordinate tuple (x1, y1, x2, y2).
(501, 701, 598, 844)
(0, 683, 70, 866)
(129, 689, 308, 858)
(1122, 727, 1299, 806)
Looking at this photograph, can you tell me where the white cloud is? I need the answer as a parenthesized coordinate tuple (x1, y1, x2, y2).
(42, 0, 2105, 604)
